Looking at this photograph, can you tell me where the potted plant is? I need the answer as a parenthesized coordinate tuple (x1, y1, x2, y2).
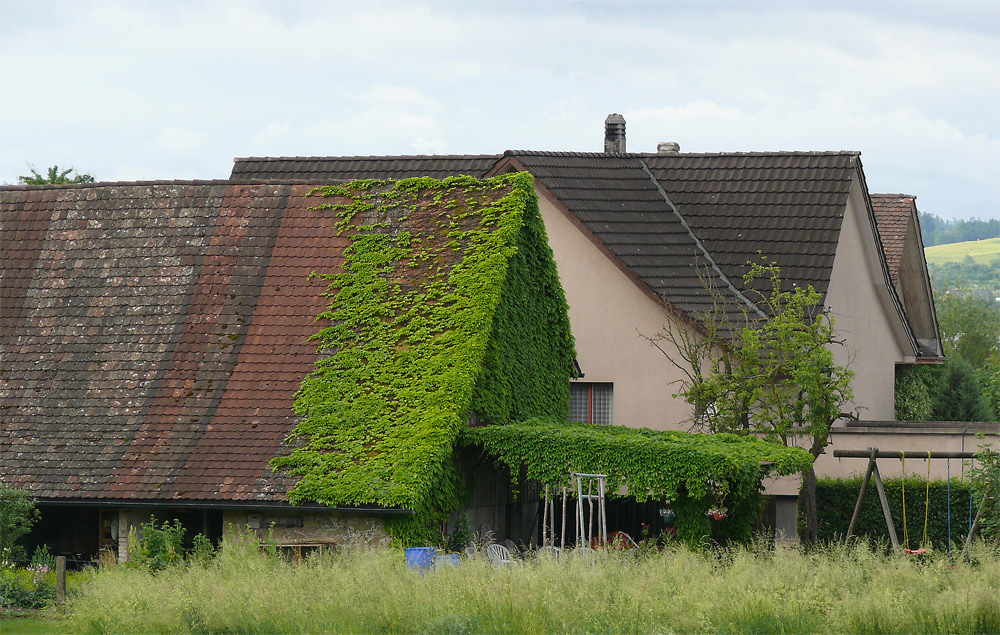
(706, 505, 728, 521)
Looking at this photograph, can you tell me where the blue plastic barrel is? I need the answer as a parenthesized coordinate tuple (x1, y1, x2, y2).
(405, 547, 436, 572)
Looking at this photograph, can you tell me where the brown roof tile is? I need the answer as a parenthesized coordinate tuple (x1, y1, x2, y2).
(870, 194, 915, 291)
(0, 181, 344, 502)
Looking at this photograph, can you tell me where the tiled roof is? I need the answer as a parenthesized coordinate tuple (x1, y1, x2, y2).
(231, 155, 500, 183)
(1, 181, 340, 502)
(501, 152, 756, 324)
(870, 194, 915, 291)
(1, 175, 557, 505)
(642, 152, 857, 300)
(232, 151, 860, 322)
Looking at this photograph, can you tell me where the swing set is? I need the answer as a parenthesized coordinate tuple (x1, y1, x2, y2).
(834, 448, 996, 556)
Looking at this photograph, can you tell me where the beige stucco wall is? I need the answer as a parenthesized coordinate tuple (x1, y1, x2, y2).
(816, 424, 1000, 480)
(823, 177, 911, 421)
(536, 191, 693, 431)
(538, 176, 909, 431)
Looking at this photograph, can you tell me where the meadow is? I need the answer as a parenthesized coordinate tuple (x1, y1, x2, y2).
(31, 535, 1000, 635)
(924, 236, 1000, 266)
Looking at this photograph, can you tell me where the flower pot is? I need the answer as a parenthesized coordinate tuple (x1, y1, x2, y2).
(712, 512, 727, 521)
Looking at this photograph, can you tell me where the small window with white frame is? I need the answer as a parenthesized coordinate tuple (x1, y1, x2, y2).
(569, 382, 613, 426)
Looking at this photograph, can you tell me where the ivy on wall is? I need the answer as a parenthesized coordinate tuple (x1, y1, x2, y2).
(271, 174, 576, 545)
(461, 419, 813, 543)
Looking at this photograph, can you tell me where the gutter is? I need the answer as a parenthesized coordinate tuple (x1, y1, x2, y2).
(34, 498, 414, 515)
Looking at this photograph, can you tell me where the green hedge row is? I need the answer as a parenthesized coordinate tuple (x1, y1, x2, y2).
(816, 476, 976, 550)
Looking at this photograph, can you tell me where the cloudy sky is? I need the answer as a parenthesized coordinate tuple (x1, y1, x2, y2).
(2, 0, 997, 220)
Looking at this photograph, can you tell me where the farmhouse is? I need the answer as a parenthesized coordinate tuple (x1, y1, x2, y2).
(0, 174, 582, 558)
(4, 114, 969, 557)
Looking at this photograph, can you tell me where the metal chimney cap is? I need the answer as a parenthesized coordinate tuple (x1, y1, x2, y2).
(657, 142, 681, 154)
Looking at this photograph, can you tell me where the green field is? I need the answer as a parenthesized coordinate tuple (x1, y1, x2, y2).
(925, 236, 1000, 265)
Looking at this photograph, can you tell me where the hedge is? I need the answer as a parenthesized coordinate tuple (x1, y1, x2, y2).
(816, 476, 975, 551)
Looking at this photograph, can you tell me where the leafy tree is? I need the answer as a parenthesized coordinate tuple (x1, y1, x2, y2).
(935, 291, 1000, 372)
(646, 261, 855, 544)
(0, 483, 40, 565)
(981, 355, 1000, 420)
(932, 357, 992, 422)
(928, 260, 1000, 297)
(18, 164, 94, 185)
(894, 364, 936, 421)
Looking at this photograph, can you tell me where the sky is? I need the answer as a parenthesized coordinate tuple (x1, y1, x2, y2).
(2, 0, 998, 220)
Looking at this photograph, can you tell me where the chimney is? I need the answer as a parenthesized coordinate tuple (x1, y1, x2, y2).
(657, 142, 680, 154)
(604, 114, 626, 153)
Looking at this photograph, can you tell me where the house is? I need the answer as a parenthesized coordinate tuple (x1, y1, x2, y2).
(3, 115, 964, 555)
(0, 174, 577, 558)
(870, 193, 941, 361)
(231, 117, 943, 432)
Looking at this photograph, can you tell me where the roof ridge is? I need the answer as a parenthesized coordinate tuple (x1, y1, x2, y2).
(1, 179, 232, 190)
(505, 150, 861, 158)
(234, 154, 502, 163)
(871, 193, 917, 199)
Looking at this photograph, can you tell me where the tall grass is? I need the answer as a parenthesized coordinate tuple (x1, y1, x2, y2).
(65, 535, 999, 634)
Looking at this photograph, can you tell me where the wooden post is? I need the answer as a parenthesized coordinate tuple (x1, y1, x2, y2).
(56, 556, 66, 605)
(560, 487, 567, 549)
(549, 490, 556, 547)
(871, 462, 900, 553)
(962, 483, 993, 558)
(845, 448, 878, 545)
(587, 480, 594, 548)
(542, 485, 550, 548)
(597, 478, 608, 551)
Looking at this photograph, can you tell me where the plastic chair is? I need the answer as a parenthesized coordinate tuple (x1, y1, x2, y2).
(486, 543, 515, 565)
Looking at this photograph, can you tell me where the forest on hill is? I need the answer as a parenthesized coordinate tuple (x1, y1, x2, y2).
(919, 212, 998, 247)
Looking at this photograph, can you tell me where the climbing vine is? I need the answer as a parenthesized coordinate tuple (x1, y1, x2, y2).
(271, 173, 575, 545)
(460, 419, 813, 543)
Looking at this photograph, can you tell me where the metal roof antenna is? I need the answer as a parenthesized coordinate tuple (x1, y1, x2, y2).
(604, 114, 626, 153)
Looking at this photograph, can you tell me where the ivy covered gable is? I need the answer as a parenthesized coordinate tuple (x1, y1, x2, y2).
(272, 173, 575, 511)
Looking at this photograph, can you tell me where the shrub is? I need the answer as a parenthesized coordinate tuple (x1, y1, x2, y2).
(128, 516, 185, 572)
(816, 475, 976, 550)
(0, 566, 55, 610)
(894, 364, 937, 420)
(0, 483, 39, 565)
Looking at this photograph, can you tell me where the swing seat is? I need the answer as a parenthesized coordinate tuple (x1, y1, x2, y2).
(903, 548, 926, 555)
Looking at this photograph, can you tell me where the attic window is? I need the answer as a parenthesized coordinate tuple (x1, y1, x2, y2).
(569, 382, 613, 426)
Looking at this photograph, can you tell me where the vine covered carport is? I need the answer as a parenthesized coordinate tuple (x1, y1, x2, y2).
(461, 419, 813, 543)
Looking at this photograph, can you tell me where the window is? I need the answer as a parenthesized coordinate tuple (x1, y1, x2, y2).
(569, 382, 613, 425)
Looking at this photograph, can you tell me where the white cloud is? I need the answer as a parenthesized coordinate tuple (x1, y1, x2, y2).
(1, 0, 996, 218)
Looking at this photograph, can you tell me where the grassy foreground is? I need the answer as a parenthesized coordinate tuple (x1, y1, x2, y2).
(63, 537, 999, 635)
(924, 237, 1000, 265)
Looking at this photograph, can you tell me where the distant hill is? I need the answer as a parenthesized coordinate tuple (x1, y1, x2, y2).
(920, 213, 999, 247)
(925, 237, 1000, 266)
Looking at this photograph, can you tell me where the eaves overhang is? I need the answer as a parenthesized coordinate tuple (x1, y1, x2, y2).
(33, 497, 414, 515)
